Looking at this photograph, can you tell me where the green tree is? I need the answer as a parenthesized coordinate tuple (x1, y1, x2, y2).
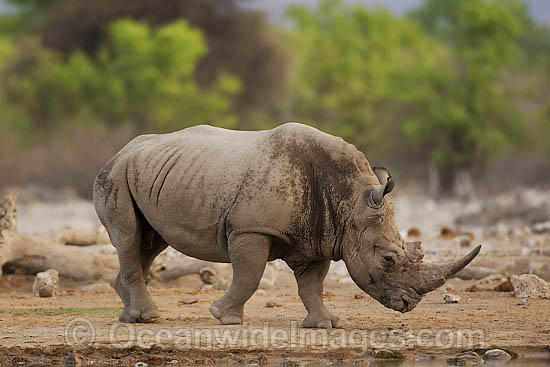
(288, 0, 527, 195)
(0, 19, 241, 136)
(1, 0, 289, 127)
(408, 0, 526, 194)
(286, 0, 454, 170)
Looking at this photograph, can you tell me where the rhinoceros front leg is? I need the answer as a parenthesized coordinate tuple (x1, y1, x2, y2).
(209, 233, 270, 325)
(286, 260, 341, 329)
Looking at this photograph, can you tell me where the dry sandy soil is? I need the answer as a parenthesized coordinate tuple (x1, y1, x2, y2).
(1, 187, 550, 365)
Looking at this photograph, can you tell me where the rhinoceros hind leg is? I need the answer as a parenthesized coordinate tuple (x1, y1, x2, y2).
(97, 184, 160, 323)
(114, 233, 168, 322)
(114, 225, 160, 323)
(286, 260, 341, 329)
(209, 233, 270, 325)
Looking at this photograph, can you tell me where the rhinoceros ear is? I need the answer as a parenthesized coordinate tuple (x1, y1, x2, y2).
(366, 167, 394, 208)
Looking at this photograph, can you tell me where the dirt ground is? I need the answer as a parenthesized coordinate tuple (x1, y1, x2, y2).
(1, 187, 550, 365)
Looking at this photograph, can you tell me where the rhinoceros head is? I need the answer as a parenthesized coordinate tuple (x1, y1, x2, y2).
(342, 167, 481, 313)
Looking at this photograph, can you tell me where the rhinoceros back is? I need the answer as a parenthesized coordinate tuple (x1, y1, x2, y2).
(101, 123, 373, 261)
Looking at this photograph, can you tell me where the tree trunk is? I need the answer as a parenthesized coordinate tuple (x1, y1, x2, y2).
(437, 164, 457, 198)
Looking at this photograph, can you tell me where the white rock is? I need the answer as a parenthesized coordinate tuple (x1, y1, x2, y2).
(533, 221, 550, 234)
(32, 269, 59, 297)
(512, 274, 550, 298)
(443, 294, 460, 304)
(455, 235, 471, 248)
(517, 298, 527, 305)
(483, 349, 512, 361)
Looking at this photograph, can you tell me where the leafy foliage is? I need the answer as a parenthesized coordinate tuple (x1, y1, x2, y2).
(3, 0, 289, 125)
(287, 0, 451, 155)
(0, 19, 241, 136)
(288, 0, 529, 193)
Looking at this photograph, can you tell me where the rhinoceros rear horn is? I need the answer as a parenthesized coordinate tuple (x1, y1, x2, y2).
(366, 167, 394, 208)
(417, 245, 481, 294)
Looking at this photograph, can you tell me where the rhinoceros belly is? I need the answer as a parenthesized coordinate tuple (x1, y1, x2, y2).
(126, 126, 264, 262)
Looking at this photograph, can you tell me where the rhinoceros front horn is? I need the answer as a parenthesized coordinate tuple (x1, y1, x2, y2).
(367, 167, 395, 208)
(416, 245, 481, 294)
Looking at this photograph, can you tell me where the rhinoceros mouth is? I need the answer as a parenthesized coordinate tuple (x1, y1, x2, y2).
(384, 289, 421, 313)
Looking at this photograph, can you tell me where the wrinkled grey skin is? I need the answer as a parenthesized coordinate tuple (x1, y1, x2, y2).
(93, 123, 480, 328)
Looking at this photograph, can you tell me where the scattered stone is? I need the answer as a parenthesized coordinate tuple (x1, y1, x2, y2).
(483, 349, 512, 361)
(517, 298, 527, 306)
(256, 289, 266, 295)
(32, 269, 59, 297)
(276, 310, 286, 317)
(440, 227, 459, 239)
(452, 266, 496, 280)
(456, 235, 471, 248)
(512, 274, 550, 298)
(179, 297, 198, 305)
(265, 300, 281, 308)
(446, 351, 483, 366)
(354, 293, 364, 299)
(532, 221, 550, 234)
(465, 285, 482, 292)
(443, 293, 460, 303)
(494, 279, 514, 292)
(134, 362, 148, 367)
(407, 227, 421, 237)
(199, 267, 216, 284)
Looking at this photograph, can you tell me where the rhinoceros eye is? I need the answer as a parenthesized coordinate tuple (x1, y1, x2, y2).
(383, 255, 395, 267)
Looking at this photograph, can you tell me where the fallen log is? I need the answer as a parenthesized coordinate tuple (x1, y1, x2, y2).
(53, 227, 110, 246)
(152, 251, 218, 284)
(0, 229, 119, 283)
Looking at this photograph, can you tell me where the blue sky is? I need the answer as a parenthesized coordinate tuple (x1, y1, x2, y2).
(245, 0, 550, 25)
(0, 0, 548, 25)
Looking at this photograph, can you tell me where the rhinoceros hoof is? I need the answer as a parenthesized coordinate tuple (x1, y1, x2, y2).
(209, 304, 243, 325)
(119, 305, 160, 323)
(302, 313, 341, 329)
